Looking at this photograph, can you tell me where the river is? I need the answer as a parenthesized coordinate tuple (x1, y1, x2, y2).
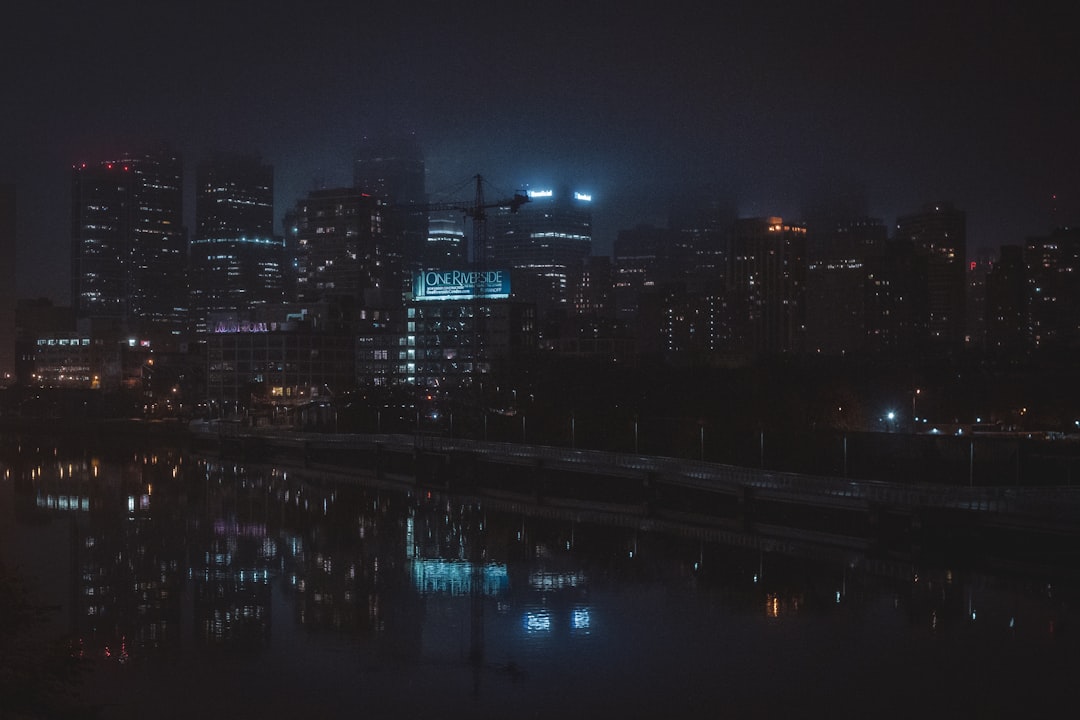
(1, 433, 1077, 718)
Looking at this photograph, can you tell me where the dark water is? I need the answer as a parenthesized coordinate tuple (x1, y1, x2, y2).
(2, 436, 1078, 719)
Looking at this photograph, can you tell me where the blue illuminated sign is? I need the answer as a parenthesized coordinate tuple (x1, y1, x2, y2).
(413, 269, 511, 301)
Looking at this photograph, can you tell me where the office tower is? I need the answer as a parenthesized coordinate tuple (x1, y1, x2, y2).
(613, 225, 680, 322)
(804, 217, 887, 355)
(570, 255, 614, 320)
(985, 244, 1028, 358)
(0, 183, 14, 385)
(667, 194, 733, 293)
(71, 145, 186, 341)
(966, 254, 993, 350)
(487, 187, 593, 322)
(896, 202, 967, 352)
(354, 134, 427, 274)
(289, 187, 398, 319)
(425, 211, 467, 267)
(400, 280, 536, 391)
(190, 152, 282, 334)
(863, 238, 928, 353)
(1024, 227, 1080, 352)
(727, 217, 808, 356)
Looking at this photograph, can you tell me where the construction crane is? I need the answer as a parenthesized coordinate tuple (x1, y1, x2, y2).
(416, 173, 529, 267)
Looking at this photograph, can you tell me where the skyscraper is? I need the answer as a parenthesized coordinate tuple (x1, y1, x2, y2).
(1024, 227, 1080, 352)
(289, 187, 398, 319)
(71, 145, 186, 342)
(354, 134, 427, 276)
(487, 187, 593, 322)
(424, 211, 467, 267)
(985, 244, 1028, 358)
(190, 152, 282, 334)
(0, 182, 14, 386)
(804, 217, 887, 355)
(727, 217, 808, 356)
(896, 202, 967, 352)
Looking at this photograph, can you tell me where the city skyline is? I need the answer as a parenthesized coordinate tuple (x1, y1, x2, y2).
(3, 2, 1080, 304)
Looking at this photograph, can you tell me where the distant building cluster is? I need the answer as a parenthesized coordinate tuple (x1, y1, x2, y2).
(2, 136, 1079, 420)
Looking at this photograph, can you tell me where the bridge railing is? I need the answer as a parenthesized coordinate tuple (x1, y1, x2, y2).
(217, 428, 1080, 520)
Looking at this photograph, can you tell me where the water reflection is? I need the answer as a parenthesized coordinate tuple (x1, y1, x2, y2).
(1, 437, 1077, 718)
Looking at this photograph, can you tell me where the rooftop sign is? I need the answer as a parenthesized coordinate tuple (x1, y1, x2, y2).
(413, 269, 511, 302)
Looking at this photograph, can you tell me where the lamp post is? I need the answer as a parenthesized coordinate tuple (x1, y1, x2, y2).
(570, 411, 576, 449)
(634, 414, 639, 454)
(912, 388, 921, 431)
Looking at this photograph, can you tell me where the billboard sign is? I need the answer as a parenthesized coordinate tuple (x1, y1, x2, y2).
(413, 269, 511, 302)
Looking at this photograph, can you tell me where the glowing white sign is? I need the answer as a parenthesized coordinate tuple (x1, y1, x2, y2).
(574, 192, 592, 201)
(527, 189, 553, 198)
(214, 320, 270, 334)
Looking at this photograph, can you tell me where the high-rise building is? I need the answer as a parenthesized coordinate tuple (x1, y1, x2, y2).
(487, 187, 593, 322)
(424, 211, 467, 267)
(804, 217, 887, 355)
(727, 217, 808, 356)
(71, 145, 186, 342)
(895, 202, 967, 352)
(354, 134, 427, 276)
(985, 244, 1028, 358)
(0, 182, 15, 386)
(190, 152, 282, 335)
(613, 224, 682, 322)
(1024, 227, 1080, 352)
(288, 187, 398, 321)
(966, 253, 994, 350)
(863, 238, 928, 354)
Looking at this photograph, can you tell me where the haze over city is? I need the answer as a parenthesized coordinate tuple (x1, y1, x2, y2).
(3, 1, 1080, 304)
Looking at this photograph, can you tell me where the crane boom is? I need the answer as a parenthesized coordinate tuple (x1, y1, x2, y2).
(418, 175, 530, 217)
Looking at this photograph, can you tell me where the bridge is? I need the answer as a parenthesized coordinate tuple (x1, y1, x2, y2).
(192, 423, 1080, 543)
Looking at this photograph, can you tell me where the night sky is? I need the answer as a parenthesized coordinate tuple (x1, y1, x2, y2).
(3, 1, 1079, 304)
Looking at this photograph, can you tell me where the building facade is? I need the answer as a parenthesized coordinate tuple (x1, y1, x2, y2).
(1024, 227, 1080, 352)
(804, 217, 887, 355)
(727, 217, 808, 356)
(70, 145, 187, 343)
(357, 269, 536, 392)
(354, 134, 427, 279)
(288, 188, 399, 321)
(204, 304, 356, 415)
(190, 152, 283, 335)
(895, 202, 967, 353)
(486, 187, 593, 322)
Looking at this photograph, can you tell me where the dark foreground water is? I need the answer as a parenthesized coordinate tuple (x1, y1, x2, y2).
(2, 435, 1078, 719)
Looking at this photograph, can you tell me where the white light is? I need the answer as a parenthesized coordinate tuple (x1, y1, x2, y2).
(527, 189, 553, 198)
(573, 192, 592, 201)
(524, 611, 551, 632)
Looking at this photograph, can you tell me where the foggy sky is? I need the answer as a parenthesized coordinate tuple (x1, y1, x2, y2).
(3, 1, 1079, 303)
